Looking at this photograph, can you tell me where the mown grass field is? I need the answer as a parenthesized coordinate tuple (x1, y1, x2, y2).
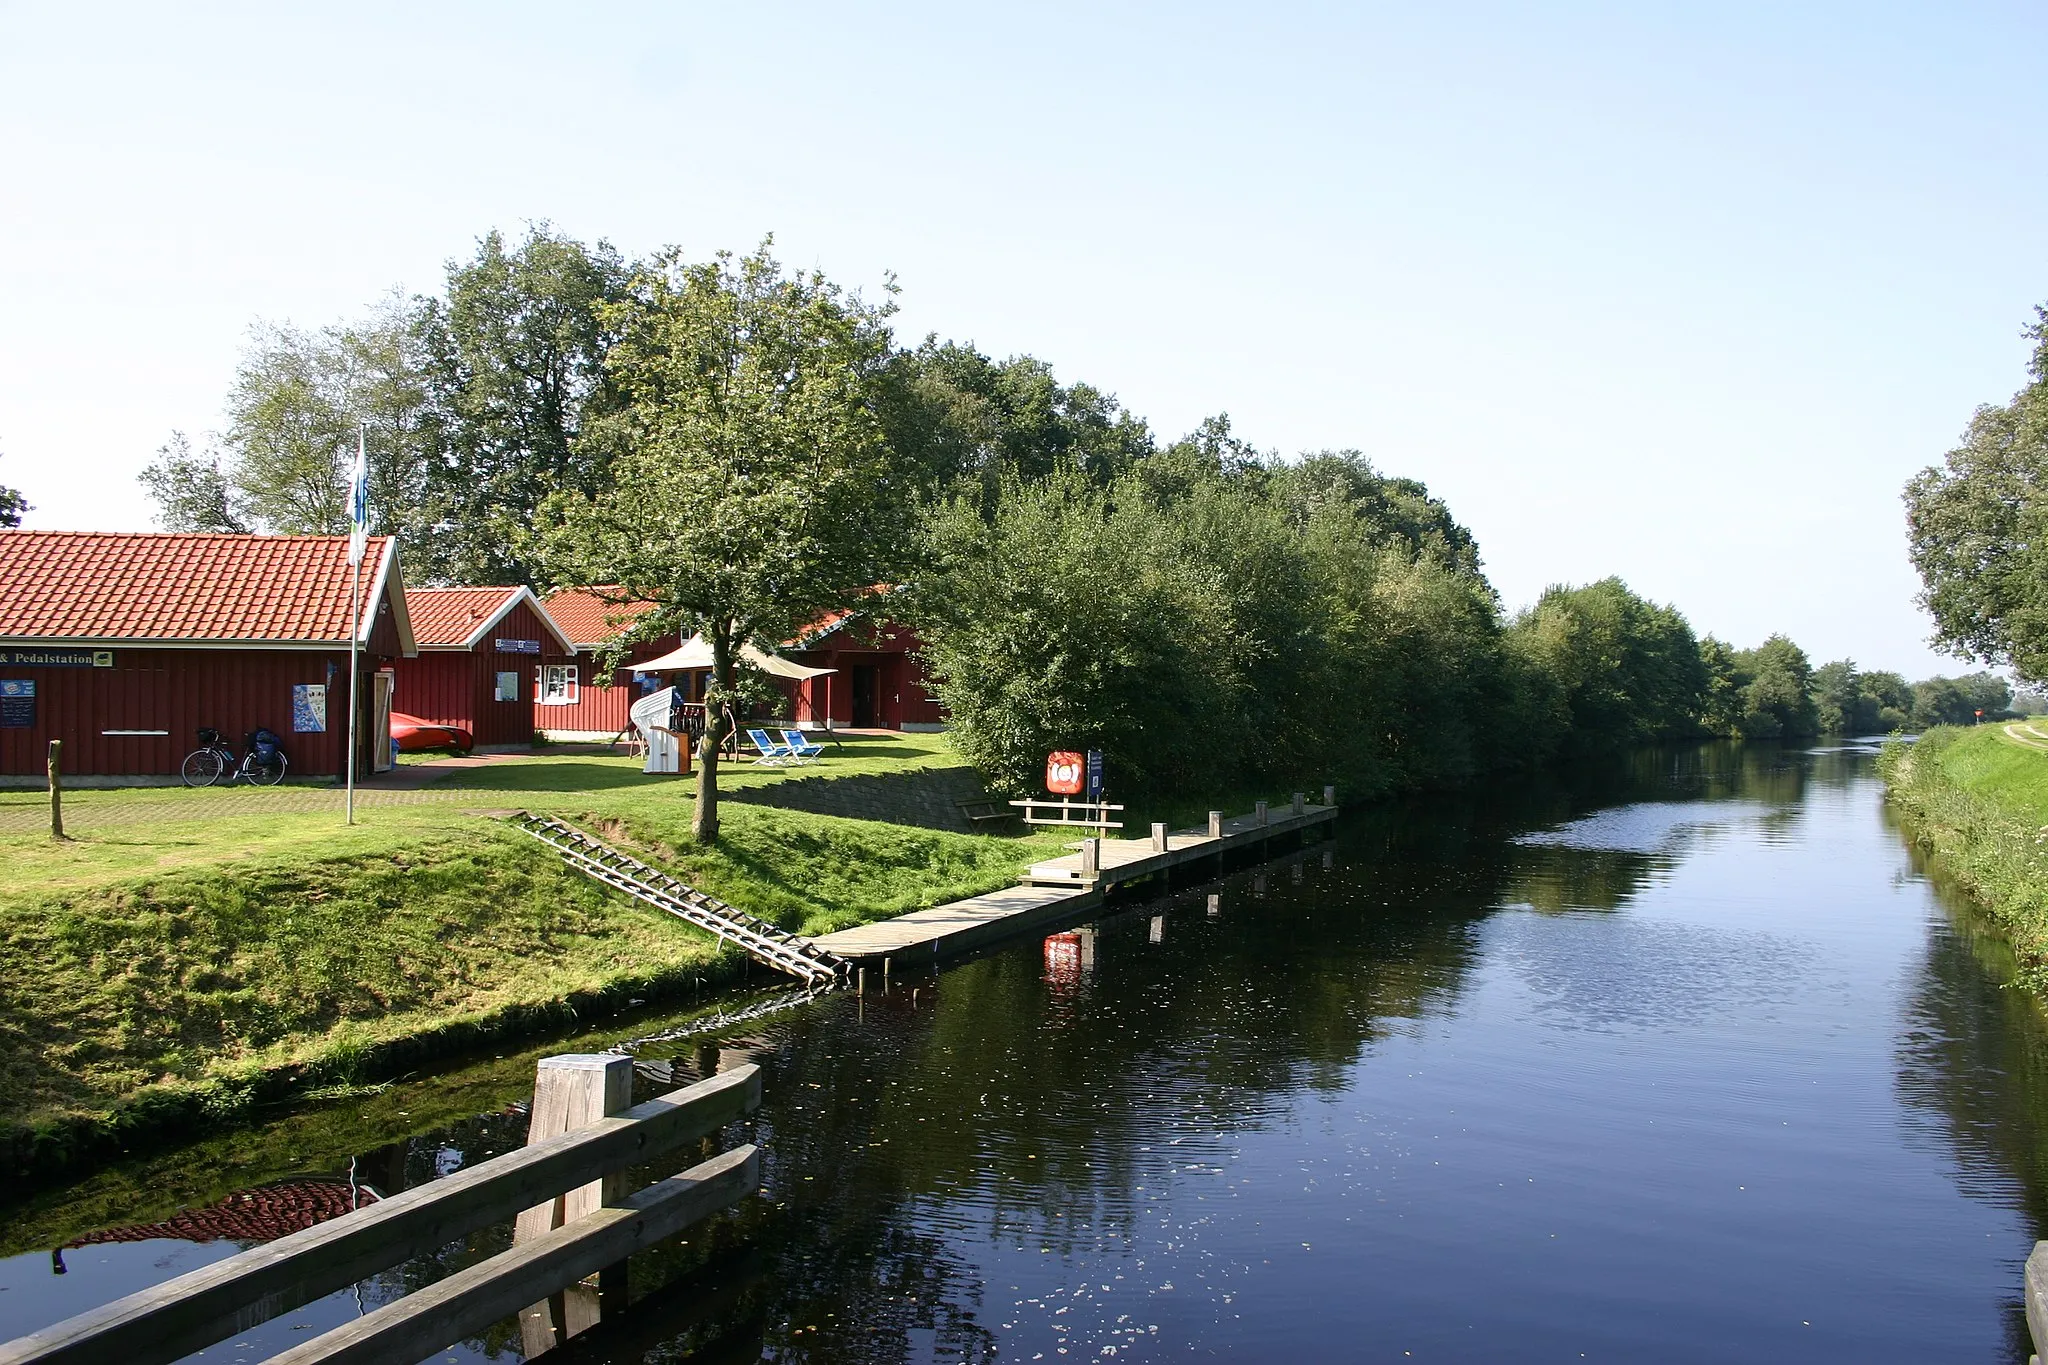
(1881, 723, 2048, 987)
(0, 734, 1063, 1174)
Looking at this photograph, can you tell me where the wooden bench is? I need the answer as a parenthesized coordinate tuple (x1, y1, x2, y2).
(958, 796, 1016, 826)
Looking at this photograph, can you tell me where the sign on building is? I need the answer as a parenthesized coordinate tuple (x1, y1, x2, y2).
(494, 638, 541, 655)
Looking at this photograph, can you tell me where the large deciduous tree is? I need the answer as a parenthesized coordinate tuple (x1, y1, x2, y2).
(413, 226, 632, 584)
(1906, 306, 2048, 679)
(545, 242, 912, 842)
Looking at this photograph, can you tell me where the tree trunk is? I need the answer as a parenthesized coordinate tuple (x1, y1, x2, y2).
(691, 626, 736, 843)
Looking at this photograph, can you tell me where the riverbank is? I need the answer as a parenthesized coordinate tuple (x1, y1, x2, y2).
(0, 738, 1069, 1182)
(1879, 724, 2048, 988)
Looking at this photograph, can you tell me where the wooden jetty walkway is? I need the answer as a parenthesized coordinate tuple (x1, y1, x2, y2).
(811, 792, 1338, 964)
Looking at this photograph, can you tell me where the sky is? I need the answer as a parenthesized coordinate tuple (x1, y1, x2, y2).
(1, 2, 2043, 679)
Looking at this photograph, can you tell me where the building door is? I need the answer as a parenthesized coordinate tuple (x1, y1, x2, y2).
(371, 670, 394, 772)
(851, 665, 878, 729)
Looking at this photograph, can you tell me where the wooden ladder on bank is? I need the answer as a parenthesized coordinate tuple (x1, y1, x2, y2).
(509, 812, 848, 988)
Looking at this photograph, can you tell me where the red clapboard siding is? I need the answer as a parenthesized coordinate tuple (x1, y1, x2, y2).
(0, 650, 363, 777)
(533, 636, 676, 738)
(391, 599, 571, 747)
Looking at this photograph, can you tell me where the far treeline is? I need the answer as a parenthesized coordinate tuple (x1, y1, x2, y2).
(137, 227, 1995, 825)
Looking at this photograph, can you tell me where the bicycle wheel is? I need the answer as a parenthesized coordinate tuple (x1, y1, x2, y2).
(248, 752, 288, 786)
(182, 748, 226, 787)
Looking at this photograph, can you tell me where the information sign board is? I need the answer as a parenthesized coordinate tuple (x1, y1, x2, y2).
(1, 649, 111, 667)
(495, 638, 542, 655)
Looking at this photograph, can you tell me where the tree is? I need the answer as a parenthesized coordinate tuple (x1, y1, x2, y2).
(413, 226, 633, 585)
(1734, 635, 1818, 738)
(149, 302, 435, 539)
(1858, 671, 1913, 732)
(0, 446, 27, 528)
(1812, 659, 1860, 735)
(544, 242, 912, 842)
(137, 432, 250, 532)
(1905, 306, 2048, 679)
(1507, 578, 1707, 749)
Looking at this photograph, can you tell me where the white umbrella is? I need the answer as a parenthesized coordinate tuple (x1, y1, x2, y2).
(632, 633, 836, 680)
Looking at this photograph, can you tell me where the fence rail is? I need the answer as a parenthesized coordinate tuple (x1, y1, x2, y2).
(0, 1060, 761, 1365)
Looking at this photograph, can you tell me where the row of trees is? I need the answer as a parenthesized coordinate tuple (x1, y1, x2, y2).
(139, 229, 2004, 838)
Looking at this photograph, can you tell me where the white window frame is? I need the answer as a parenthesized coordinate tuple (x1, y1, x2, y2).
(538, 663, 579, 706)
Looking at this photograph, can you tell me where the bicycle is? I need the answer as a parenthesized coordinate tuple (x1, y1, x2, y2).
(181, 726, 289, 787)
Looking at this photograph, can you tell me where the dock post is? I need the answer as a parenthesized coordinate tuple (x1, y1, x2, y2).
(1323, 784, 1336, 807)
(1291, 792, 1305, 817)
(1149, 915, 1164, 943)
(2026, 1241, 2048, 1362)
(1255, 800, 1268, 827)
(1207, 893, 1220, 917)
(1151, 822, 1168, 852)
(857, 967, 866, 997)
(1207, 810, 1222, 838)
(515, 1053, 635, 1353)
(1081, 837, 1100, 879)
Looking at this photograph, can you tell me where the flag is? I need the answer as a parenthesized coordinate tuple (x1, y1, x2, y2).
(347, 428, 369, 567)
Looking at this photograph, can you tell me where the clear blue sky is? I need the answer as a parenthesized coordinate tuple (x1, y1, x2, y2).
(3, 1, 2043, 678)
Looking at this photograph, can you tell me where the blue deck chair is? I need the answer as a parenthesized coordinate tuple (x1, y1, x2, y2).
(781, 729, 826, 762)
(746, 728, 794, 765)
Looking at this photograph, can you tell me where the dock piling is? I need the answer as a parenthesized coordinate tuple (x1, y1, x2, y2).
(1291, 792, 1305, 817)
(1151, 822, 1168, 852)
(1081, 838, 1100, 879)
(1255, 800, 1268, 827)
(1207, 810, 1223, 838)
(1207, 894, 1220, 917)
(1323, 784, 1336, 807)
(514, 1053, 636, 1354)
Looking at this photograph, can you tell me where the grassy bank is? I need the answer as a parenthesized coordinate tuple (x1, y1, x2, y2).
(0, 738, 1064, 1181)
(1880, 724, 2048, 988)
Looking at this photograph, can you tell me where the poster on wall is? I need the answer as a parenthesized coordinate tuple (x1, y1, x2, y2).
(495, 671, 520, 701)
(0, 679, 34, 729)
(292, 684, 327, 733)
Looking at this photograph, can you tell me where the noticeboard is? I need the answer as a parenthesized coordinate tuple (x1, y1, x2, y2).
(1085, 749, 1104, 800)
(0, 679, 33, 729)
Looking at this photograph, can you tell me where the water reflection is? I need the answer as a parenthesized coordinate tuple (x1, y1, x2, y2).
(5, 742, 2048, 1364)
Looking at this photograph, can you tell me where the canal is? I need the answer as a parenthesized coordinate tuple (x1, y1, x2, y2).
(4, 742, 2047, 1362)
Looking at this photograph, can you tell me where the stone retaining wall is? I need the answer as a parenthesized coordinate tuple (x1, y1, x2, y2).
(729, 764, 1001, 834)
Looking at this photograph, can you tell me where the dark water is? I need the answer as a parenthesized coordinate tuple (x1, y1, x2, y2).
(7, 743, 2048, 1363)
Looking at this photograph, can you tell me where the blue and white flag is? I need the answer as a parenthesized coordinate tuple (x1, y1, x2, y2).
(347, 428, 369, 566)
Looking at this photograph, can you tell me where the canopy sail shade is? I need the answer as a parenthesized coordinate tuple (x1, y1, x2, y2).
(632, 633, 837, 681)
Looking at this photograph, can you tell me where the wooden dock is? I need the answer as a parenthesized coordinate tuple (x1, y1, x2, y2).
(808, 797, 1337, 965)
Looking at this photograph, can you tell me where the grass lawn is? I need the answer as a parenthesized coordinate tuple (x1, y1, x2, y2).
(0, 734, 1063, 1173)
(1881, 724, 2048, 987)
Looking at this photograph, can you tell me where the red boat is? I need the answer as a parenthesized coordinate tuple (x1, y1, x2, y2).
(390, 711, 473, 753)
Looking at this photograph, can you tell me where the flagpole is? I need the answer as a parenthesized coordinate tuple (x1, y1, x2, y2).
(345, 427, 366, 825)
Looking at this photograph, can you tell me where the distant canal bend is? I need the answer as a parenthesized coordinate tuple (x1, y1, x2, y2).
(5, 742, 2048, 1363)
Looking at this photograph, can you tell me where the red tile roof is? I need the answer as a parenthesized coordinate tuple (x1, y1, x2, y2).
(543, 587, 659, 648)
(407, 586, 523, 648)
(0, 531, 404, 645)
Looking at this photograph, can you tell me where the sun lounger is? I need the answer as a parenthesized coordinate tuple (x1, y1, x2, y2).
(781, 729, 826, 761)
(746, 728, 794, 765)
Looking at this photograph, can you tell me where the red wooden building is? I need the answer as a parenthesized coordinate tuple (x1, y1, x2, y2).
(535, 586, 944, 736)
(0, 531, 415, 780)
(394, 587, 576, 750)
(782, 607, 945, 731)
(533, 587, 674, 742)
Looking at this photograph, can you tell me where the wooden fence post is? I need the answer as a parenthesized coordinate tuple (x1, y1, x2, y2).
(516, 1054, 635, 1354)
(47, 740, 64, 841)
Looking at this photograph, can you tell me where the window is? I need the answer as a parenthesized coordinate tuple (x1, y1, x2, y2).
(539, 664, 579, 706)
(494, 670, 520, 702)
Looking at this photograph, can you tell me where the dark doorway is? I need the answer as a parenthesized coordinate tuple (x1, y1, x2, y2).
(851, 665, 878, 728)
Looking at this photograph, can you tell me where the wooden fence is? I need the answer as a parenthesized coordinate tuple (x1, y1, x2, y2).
(0, 1055, 761, 1365)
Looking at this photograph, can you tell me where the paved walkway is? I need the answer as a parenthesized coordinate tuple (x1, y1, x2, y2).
(0, 752, 537, 834)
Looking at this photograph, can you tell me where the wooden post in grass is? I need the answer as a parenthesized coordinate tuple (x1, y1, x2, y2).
(515, 1054, 635, 1354)
(47, 740, 64, 841)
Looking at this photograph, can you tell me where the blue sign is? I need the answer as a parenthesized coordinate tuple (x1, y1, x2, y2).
(2, 649, 111, 667)
(1085, 749, 1104, 800)
(0, 680, 33, 698)
(292, 684, 327, 733)
(495, 638, 542, 655)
